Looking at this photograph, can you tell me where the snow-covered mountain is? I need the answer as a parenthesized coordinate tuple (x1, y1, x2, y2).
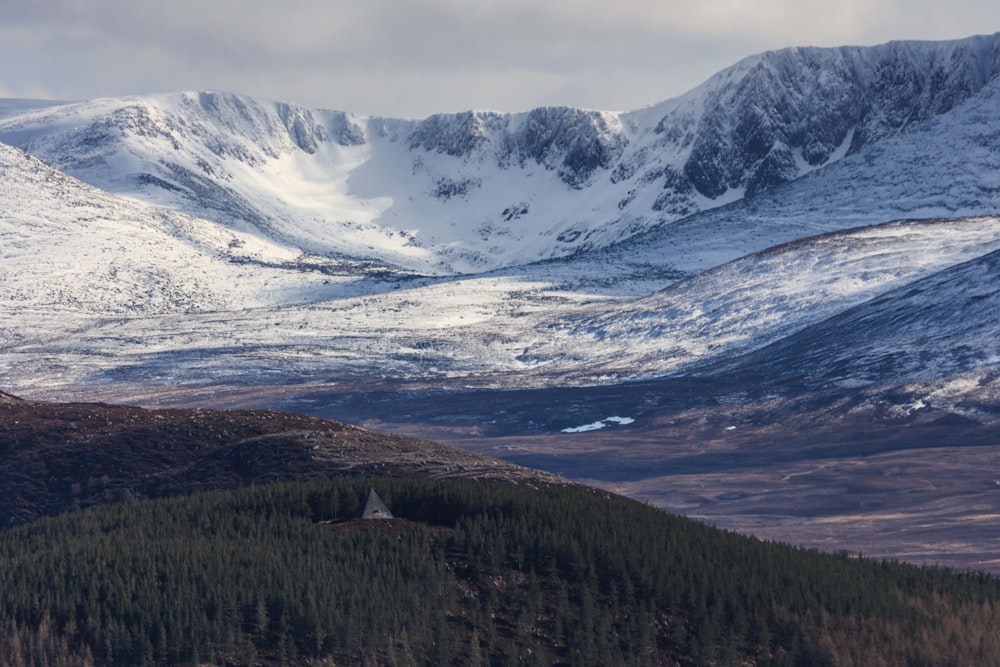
(2, 32, 1000, 408)
(2, 33, 999, 276)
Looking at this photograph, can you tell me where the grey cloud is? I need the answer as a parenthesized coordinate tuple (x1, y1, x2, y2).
(1, 0, 997, 118)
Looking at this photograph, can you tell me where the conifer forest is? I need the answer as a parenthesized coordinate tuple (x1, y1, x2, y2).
(1, 477, 998, 666)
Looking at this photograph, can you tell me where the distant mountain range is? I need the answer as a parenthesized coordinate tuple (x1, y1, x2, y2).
(2, 33, 999, 274)
(3, 32, 1000, 569)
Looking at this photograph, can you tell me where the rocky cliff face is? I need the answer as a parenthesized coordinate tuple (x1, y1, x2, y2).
(645, 34, 1000, 201)
(408, 106, 627, 188)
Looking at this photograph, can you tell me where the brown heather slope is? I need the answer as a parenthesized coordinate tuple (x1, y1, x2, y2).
(0, 390, 566, 527)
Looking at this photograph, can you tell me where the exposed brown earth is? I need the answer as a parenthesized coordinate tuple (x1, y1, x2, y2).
(0, 390, 567, 528)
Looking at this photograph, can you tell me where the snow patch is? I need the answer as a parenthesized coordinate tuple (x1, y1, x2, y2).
(561, 416, 635, 433)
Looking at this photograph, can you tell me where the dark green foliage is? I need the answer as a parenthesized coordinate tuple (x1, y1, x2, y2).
(0, 477, 998, 666)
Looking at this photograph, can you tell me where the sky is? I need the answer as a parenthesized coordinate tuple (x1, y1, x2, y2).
(1, 1, 998, 119)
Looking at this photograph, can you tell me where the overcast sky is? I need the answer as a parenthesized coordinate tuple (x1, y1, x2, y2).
(1, 1, 998, 119)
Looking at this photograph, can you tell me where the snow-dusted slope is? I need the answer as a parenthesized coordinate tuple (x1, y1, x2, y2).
(0, 141, 269, 317)
(717, 246, 1000, 388)
(525, 217, 1000, 384)
(2, 33, 999, 275)
(4, 154, 1000, 398)
(0, 140, 424, 348)
(691, 244, 1000, 425)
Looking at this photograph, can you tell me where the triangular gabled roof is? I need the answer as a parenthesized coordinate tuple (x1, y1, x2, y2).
(356, 488, 393, 519)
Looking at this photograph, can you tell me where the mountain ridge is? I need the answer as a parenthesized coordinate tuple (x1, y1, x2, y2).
(3, 32, 999, 273)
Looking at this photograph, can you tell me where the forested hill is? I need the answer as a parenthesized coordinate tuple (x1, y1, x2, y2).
(1, 393, 1000, 665)
(0, 391, 565, 527)
(1, 476, 999, 666)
